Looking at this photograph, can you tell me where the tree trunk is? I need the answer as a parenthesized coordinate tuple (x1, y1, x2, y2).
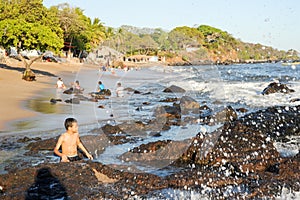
(20, 54, 44, 81)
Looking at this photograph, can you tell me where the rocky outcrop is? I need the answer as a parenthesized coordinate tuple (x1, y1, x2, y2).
(262, 82, 295, 95)
(89, 89, 112, 99)
(240, 105, 300, 140)
(1, 105, 300, 199)
(175, 121, 281, 173)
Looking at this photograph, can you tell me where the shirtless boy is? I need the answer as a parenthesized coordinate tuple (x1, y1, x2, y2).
(54, 118, 93, 162)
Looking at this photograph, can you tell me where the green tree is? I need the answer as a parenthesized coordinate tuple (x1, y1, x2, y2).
(0, 0, 64, 51)
(0, 0, 64, 81)
(52, 3, 106, 54)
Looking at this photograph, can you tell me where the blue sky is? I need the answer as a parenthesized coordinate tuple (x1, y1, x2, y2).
(44, 0, 300, 52)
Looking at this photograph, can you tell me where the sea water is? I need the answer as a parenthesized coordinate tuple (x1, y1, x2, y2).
(0, 63, 300, 198)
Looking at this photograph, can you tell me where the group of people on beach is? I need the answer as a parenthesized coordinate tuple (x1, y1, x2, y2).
(56, 77, 124, 97)
(54, 77, 125, 162)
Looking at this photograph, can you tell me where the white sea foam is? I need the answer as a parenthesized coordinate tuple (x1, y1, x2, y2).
(273, 136, 300, 157)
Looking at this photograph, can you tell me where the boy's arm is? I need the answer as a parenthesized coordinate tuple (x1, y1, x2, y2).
(54, 135, 69, 162)
(77, 136, 93, 160)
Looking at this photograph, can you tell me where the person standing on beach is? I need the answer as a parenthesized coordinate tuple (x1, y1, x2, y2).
(116, 82, 124, 97)
(56, 77, 66, 89)
(54, 118, 93, 162)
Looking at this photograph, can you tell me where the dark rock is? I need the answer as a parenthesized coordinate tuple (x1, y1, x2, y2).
(129, 140, 172, 153)
(120, 140, 190, 166)
(90, 124, 133, 145)
(175, 121, 281, 173)
(262, 82, 295, 95)
(159, 97, 178, 102)
(290, 98, 300, 103)
(90, 89, 111, 99)
(236, 107, 248, 113)
(265, 163, 280, 174)
(26, 137, 58, 154)
(50, 98, 62, 104)
(136, 106, 142, 111)
(154, 105, 181, 119)
(203, 105, 237, 125)
(240, 105, 300, 140)
(142, 92, 152, 95)
(149, 131, 162, 137)
(64, 98, 80, 104)
(80, 135, 111, 158)
(163, 85, 186, 93)
(180, 96, 200, 114)
(63, 87, 73, 94)
(50, 98, 57, 104)
(17, 137, 41, 143)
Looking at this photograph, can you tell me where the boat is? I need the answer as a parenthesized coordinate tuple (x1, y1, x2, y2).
(281, 60, 300, 66)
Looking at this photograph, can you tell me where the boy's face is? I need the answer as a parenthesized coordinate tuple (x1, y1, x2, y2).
(69, 122, 78, 133)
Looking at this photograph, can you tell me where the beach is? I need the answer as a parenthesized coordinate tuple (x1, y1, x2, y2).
(0, 59, 169, 133)
(0, 59, 87, 131)
(0, 61, 299, 199)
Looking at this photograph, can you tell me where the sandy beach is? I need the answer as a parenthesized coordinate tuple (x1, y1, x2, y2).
(0, 59, 88, 131)
(0, 59, 167, 132)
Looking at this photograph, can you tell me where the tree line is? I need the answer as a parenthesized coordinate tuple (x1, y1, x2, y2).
(0, 0, 298, 62)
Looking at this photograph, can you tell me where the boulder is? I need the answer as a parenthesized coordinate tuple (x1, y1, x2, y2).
(163, 85, 186, 93)
(176, 121, 281, 173)
(262, 82, 295, 95)
(64, 98, 80, 104)
(179, 96, 200, 114)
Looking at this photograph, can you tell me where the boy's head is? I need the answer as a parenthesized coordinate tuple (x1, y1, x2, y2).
(117, 82, 121, 86)
(64, 118, 77, 130)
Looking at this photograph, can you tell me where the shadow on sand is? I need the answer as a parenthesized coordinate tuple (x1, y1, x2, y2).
(0, 63, 56, 77)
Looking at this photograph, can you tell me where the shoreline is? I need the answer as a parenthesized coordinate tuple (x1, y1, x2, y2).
(0, 59, 166, 132)
(0, 60, 90, 131)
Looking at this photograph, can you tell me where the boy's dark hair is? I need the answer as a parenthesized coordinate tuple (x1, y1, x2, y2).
(64, 118, 77, 130)
(98, 81, 102, 84)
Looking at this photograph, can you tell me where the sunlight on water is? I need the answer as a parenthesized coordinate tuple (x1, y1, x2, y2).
(26, 98, 63, 114)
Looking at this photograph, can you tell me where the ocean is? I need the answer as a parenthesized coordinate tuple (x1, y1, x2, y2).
(0, 62, 300, 198)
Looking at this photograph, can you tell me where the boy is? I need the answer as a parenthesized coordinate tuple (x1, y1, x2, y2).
(54, 118, 93, 162)
(56, 77, 66, 89)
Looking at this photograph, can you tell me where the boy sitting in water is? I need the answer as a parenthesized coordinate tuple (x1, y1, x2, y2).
(54, 118, 93, 162)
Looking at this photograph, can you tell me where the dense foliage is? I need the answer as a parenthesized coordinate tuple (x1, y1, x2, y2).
(0, 0, 64, 52)
(0, 0, 297, 62)
(0, 1, 106, 54)
(105, 24, 298, 62)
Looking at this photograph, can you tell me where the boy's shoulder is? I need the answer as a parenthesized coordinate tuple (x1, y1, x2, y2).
(59, 132, 68, 139)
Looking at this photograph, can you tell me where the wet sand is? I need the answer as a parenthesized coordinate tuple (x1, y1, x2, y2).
(0, 59, 167, 132)
(0, 59, 89, 131)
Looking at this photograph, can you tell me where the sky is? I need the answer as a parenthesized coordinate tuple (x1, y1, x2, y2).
(43, 0, 300, 52)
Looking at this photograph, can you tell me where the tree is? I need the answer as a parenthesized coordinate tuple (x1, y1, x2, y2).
(20, 54, 44, 81)
(0, 0, 64, 52)
(52, 3, 106, 54)
(0, 0, 64, 81)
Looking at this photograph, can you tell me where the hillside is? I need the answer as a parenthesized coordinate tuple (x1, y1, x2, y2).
(102, 25, 299, 65)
